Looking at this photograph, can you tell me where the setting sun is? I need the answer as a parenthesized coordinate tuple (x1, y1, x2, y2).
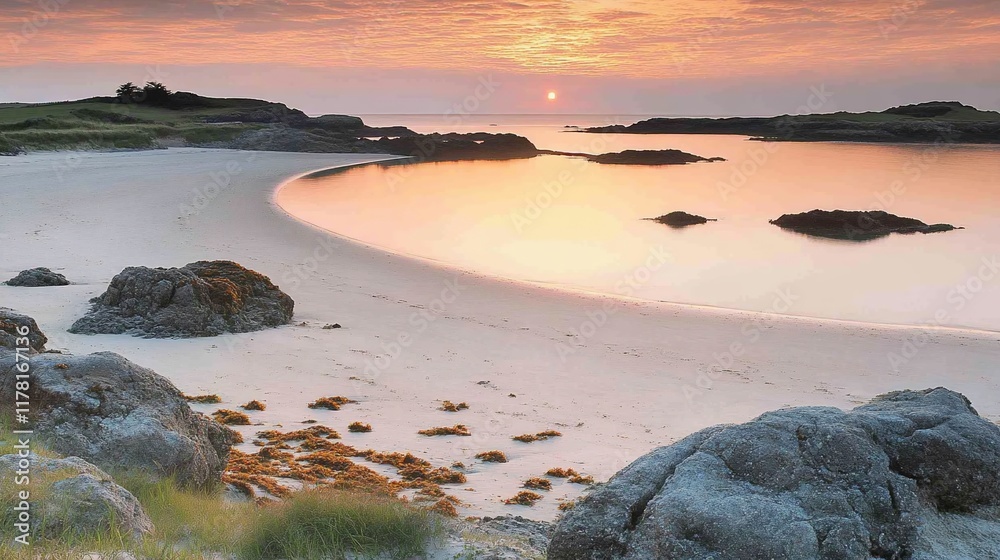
(547, 91, 557, 101)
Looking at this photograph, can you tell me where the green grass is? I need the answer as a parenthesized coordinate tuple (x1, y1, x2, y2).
(0, 133, 22, 154)
(238, 489, 442, 560)
(0, 100, 253, 125)
(0, 462, 442, 559)
(0, 417, 444, 559)
(0, 114, 256, 151)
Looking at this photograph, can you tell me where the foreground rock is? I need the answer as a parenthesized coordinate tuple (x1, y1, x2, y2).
(0, 454, 153, 538)
(771, 209, 961, 241)
(5, 267, 70, 287)
(0, 308, 47, 353)
(648, 211, 716, 227)
(70, 260, 294, 338)
(549, 388, 1000, 560)
(0, 351, 237, 487)
(587, 149, 724, 165)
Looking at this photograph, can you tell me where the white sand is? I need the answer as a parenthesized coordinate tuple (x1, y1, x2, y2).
(1, 148, 998, 521)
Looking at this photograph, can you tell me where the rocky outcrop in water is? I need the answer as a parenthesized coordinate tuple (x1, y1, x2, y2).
(5, 267, 70, 287)
(0, 308, 47, 353)
(648, 212, 716, 227)
(581, 102, 1000, 144)
(375, 133, 539, 161)
(770, 210, 961, 241)
(548, 388, 1000, 560)
(0, 454, 153, 539)
(70, 260, 294, 338)
(587, 149, 724, 165)
(0, 351, 238, 488)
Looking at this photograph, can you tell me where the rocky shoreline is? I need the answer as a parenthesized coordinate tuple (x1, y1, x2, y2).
(580, 102, 1000, 144)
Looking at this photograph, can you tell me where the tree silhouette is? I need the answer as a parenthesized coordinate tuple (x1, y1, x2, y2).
(115, 82, 140, 103)
(142, 81, 173, 105)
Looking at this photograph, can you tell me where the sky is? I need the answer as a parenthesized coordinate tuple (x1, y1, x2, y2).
(1, 0, 999, 115)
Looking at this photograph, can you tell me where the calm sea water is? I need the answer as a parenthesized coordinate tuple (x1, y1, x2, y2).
(278, 114, 1000, 331)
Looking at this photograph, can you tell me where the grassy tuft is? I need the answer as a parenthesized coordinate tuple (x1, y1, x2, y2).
(238, 488, 441, 560)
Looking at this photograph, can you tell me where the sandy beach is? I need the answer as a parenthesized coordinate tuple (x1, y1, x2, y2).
(2, 148, 998, 521)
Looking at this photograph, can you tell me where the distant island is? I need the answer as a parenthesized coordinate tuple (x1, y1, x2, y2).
(538, 148, 724, 165)
(770, 210, 962, 241)
(581, 102, 1000, 144)
(647, 211, 717, 227)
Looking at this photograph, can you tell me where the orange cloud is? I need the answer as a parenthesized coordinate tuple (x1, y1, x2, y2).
(1, 0, 998, 80)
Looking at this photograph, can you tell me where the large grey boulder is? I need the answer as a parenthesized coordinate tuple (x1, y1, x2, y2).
(70, 260, 294, 338)
(0, 307, 47, 353)
(5, 267, 70, 287)
(0, 454, 153, 539)
(549, 388, 1000, 560)
(0, 351, 237, 488)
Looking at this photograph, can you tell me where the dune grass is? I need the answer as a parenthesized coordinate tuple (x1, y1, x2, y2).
(0, 419, 444, 559)
(238, 489, 441, 560)
(0, 112, 255, 152)
(0, 473, 443, 559)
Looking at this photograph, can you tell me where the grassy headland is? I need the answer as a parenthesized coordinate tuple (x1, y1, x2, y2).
(582, 101, 1000, 143)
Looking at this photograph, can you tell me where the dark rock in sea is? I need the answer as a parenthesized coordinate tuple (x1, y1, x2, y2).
(648, 211, 716, 228)
(0, 308, 47, 353)
(770, 210, 962, 241)
(580, 102, 1000, 144)
(6, 267, 70, 287)
(0, 351, 238, 488)
(375, 133, 538, 162)
(0, 454, 154, 538)
(548, 388, 1000, 560)
(587, 149, 723, 165)
(70, 260, 294, 338)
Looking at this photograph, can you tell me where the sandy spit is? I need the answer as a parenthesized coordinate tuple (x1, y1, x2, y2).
(1, 148, 998, 521)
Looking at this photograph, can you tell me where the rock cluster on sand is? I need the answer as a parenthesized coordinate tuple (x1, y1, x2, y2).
(648, 212, 716, 228)
(0, 350, 238, 488)
(770, 210, 961, 240)
(549, 388, 1000, 560)
(0, 307, 47, 352)
(0, 454, 153, 538)
(5, 267, 70, 287)
(70, 260, 294, 338)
